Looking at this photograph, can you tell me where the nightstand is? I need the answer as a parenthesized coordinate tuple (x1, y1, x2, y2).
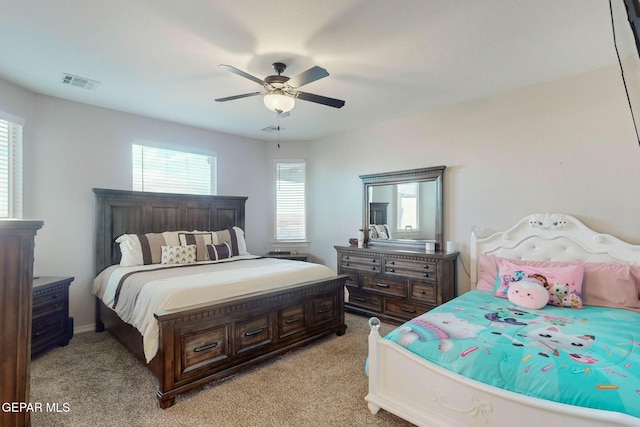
(264, 252, 308, 261)
(32, 276, 74, 358)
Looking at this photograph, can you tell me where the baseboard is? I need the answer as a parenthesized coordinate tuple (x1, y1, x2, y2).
(74, 323, 95, 335)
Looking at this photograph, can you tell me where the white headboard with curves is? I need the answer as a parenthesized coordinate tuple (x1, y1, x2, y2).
(470, 213, 640, 288)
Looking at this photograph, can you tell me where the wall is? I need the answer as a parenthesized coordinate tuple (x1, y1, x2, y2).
(0, 78, 272, 330)
(308, 65, 640, 293)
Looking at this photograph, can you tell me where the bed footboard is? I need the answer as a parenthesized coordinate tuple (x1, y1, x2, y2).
(365, 317, 640, 427)
(98, 275, 347, 408)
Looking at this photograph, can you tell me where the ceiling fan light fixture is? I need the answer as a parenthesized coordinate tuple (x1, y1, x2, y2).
(263, 92, 295, 113)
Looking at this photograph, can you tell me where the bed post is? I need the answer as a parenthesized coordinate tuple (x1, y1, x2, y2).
(95, 297, 105, 332)
(469, 230, 479, 289)
(366, 317, 382, 415)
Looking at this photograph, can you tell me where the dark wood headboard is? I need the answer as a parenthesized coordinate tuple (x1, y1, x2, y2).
(94, 188, 247, 274)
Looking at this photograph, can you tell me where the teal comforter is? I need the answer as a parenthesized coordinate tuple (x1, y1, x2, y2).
(384, 290, 640, 418)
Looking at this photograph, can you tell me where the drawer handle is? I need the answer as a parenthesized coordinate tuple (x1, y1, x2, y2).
(345, 262, 350, 267)
(371, 259, 376, 263)
(390, 261, 395, 265)
(375, 283, 390, 288)
(345, 256, 350, 260)
(423, 265, 429, 269)
(371, 266, 377, 271)
(401, 307, 417, 314)
(420, 290, 426, 294)
(317, 307, 332, 314)
(423, 273, 430, 278)
(194, 342, 218, 352)
(388, 268, 395, 273)
(245, 328, 265, 337)
(285, 316, 302, 324)
(51, 294, 59, 299)
(353, 296, 367, 302)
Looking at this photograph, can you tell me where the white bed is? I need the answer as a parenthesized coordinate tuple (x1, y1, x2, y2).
(365, 212, 640, 427)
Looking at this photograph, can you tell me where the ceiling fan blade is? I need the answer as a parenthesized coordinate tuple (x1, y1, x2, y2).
(287, 66, 329, 88)
(295, 91, 345, 108)
(218, 64, 265, 86)
(215, 92, 263, 102)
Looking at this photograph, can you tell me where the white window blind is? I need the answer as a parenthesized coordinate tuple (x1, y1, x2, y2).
(0, 118, 23, 218)
(275, 161, 306, 241)
(132, 144, 216, 195)
(397, 182, 418, 231)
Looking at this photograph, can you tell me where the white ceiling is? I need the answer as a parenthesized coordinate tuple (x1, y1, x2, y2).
(0, 0, 635, 141)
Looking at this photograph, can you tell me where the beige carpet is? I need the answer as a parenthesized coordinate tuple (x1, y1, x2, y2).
(30, 313, 415, 427)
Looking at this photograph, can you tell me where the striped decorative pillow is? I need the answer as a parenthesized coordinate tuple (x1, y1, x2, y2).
(178, 232, 214, 261)
(161, 245, 196, 265)
(116, 232, 167, 266)
(205, 242, 232, 261)
(213, 227, 248, 257)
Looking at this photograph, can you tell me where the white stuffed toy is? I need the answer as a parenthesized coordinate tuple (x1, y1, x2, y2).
(507, 277, 549, 310)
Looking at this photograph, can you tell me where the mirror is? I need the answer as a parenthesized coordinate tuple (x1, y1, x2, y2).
(361, 166, 445, 250)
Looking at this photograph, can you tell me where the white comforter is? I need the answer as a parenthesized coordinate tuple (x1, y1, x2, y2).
(92, 255, 337, 362)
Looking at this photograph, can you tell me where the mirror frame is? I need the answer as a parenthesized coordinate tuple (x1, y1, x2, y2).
(361, 165, 445, 251)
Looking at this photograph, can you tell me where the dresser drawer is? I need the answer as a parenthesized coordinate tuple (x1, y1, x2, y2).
(311, 295, 337, 326)
(410, 281, 438, 304)
(33, 289, 66, 318)
(346, 286, 382, 311)
(32, 314, 66, 345)
(384, 258, 437, 281)
(384, 298, 433, 321)
(362, 274, 407, 298)
(181, 324, 230, 374)
(279, 304, 306, 338)
(340, 253, 382, 272)
(237, 316, 273, 354)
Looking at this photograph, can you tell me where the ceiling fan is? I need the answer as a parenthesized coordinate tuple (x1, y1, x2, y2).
(215, 62, 345, 114)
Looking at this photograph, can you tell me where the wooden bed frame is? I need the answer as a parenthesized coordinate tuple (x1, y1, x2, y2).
(93, 188, 347, 408)
(365, 213, 640, 427)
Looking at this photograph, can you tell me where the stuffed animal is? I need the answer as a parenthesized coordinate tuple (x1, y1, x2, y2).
(550, 282, 570, 305)
(507, 277, 549, 310)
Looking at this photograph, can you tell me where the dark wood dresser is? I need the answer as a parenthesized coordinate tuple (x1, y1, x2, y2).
(0, 219, 43, 427)
(32, 276, 74, 358)
(335, 245, 458, 325)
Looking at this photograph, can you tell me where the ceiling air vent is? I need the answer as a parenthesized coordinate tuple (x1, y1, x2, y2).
(61, 73, 100, 90)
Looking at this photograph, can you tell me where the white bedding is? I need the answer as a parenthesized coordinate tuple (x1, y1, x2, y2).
(92, 255, 337, 362)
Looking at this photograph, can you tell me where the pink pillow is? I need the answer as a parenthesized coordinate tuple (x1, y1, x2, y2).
(578, 263, 640, 311)
(479, 255, 640, 311)
(477, 254, 499, 291)
(494, 258, 585, 308)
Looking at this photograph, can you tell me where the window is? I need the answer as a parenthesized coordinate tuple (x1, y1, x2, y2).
(0, 115, 23, 218)
(397, 182, 418, 232)
(275, 160, 306, 241)
(132, 144, 216, 195)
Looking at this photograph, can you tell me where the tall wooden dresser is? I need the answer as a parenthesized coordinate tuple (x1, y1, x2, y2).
(335, 245, 458, 325)
(0, 220, 44, 427)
